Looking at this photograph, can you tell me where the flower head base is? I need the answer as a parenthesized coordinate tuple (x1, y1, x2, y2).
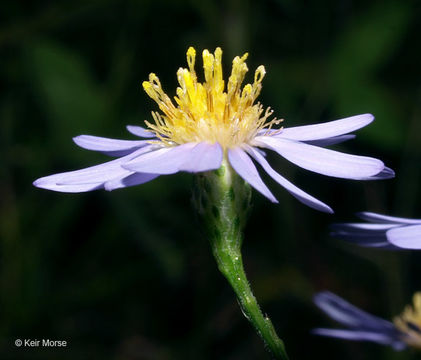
(394, 292, 421, 349)
(142, 47, 281, 149)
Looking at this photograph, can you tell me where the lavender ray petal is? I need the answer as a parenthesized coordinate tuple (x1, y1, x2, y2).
(61, 146, 154, 184)
(330, 223, 403, 249)
(33, 163, 131, 189)
(312, 328, 405, 348)
(387, 225, 421, 249)
(33, 146, 155, 192)
(331, 232, 398, 249)
(33, 161, 129, 187)
(32, 180, 105, 193)
(123, 147, 175, 173)
(245, 145, 332, 213)
(124, 142, 222, 175)
(313, 291, 398, 332)
(126, 125, 156, 138)
(254, 137, 384, 179)
(305, 134, 356, 147)
(357, 212, 421, 224)
(177, 142, 223, 172)
(352, 166, 395, 180)
(331, 231, 387, 240)
(362, 244, 402, 250)
(104, 173, 160, 191)
(73, 135, 149, 156)
(331, 223, 399, 231)
(227, 147, 278, 203)
(270, 114, 373, 141)
(345, 241, 400, 249)
(254, 147, 267, 157)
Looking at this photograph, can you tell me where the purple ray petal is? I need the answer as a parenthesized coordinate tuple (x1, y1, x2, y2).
(245, 145, 332, 213)
(330, 222, 403, 249)
(126, 125, 156, 138)
(357, 212, 421, 225)
(305, 134, 356, 147)
(331, 232, 398, 249)
(124, 142, 223, 175)
(254, 137, 384, 179)
(60, 146, 154, 184)
(178, 142, 223, 172)
(387, 225, 421, 249)
(345, 241, 399, 249)
(32, 181, 105, 193)
(313, 292, 397, 332)
(270, 114, 373, 141)
(227, 147, 278, 203)
(73, 135, 149, 156)
(352, 166, 395, 180)
(312, 328, 405, 349)
(123, 146, 175, 173)
(254, 147, 267, 157)
(104, 173, 160, 191)
(332, 223, 399, 231)
(33, 164, 131, 192)
(33, 146, 155, 192)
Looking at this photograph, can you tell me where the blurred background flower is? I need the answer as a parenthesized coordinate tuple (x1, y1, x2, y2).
(313, 291, 406, 350)
(331, 212, 421, 249)
(314, 291, 421, 352)
(1, 0, 421, 359)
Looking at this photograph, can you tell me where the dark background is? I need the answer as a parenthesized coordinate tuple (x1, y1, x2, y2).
(1, 0, 421, 359)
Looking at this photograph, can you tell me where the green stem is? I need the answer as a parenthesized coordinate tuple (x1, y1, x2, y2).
(212, 243, 289, 360)
(194, 158, 289, 360)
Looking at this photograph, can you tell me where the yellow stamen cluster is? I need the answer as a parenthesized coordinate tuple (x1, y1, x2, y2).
(142, 47, 282, 149)
(394, 292, 421, 348)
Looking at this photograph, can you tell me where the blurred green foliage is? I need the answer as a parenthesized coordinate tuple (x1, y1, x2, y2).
(1, 0, 421, 359)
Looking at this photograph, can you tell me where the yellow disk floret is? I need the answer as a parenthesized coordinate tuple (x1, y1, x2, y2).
(394, 292, 421, 349)
(142, 46, 282, 149)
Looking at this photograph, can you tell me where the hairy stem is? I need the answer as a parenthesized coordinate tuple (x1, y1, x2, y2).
(194, 157, 289, 360)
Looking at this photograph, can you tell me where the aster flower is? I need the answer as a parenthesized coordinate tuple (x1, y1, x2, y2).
(331, 212, 421, 249)
(313, 291, 421, 351)
(34, 47, 393, 214)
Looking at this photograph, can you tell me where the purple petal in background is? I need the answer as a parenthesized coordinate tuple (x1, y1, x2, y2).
(313, 292, 397, 331)
(357, 212, 421, 225)
(330, 224, 399, 249)
(254, 136, 384, 179)
(330, 212, 421, 250)
(271, 114, 373, 141)
(228, 147, 278, 203)
(126, 125, 157, 138)
(387, 225, 421, 249)
(245, 145, 332, 213)
(313, 291, 406, 350)
(312, 328, 405, 349)
(332, 223, 399, 231)
(305, 134, 356, 147)
(73, 135, 149, 156)
(104, 173, 160, 191)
